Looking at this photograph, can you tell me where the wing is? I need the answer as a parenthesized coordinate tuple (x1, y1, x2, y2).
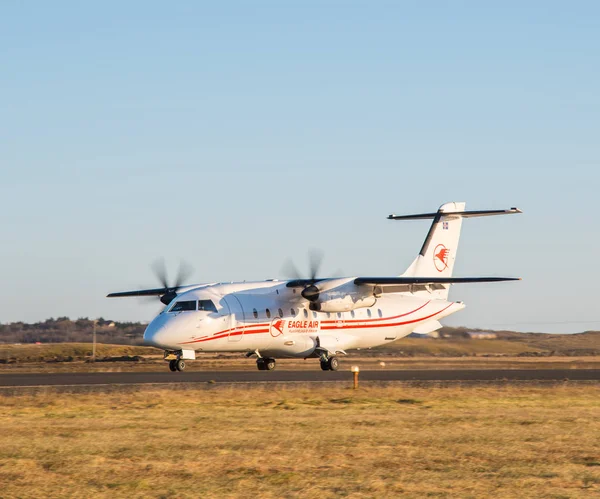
(354, 277, 521, 285)
(106, 288, 170, 298)
(106, 283, 209, 298)
(286, 279, 330, 288)
(354, 276, 520, 294)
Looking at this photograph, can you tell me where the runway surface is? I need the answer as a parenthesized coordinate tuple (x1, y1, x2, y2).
(0, 369, 599, 387)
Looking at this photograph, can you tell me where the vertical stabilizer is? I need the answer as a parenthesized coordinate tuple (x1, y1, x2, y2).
(399, 202, 465, 299)
(404, 202, 465, 278)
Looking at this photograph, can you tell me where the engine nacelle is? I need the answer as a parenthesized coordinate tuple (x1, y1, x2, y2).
(310, 293, 377, 313)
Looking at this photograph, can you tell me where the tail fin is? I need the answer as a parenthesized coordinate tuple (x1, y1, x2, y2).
(389, 202, 522, 299)
(402, 202, 466, 279)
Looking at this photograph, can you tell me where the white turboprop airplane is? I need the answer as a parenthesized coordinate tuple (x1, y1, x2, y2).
(108, 202, 522, 372)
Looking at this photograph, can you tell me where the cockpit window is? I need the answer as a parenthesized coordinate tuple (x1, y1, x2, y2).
(198, 300, 218, 313)
(170, 301, 196, 312)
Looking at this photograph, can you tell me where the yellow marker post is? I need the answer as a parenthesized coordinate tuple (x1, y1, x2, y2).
(351, 365, 360, 389)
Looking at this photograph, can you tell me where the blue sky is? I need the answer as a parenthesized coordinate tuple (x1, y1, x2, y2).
(1, 1, 599, 332)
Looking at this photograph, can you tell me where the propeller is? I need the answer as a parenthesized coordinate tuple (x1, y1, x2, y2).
(151, 258, 194, 305)
(284, 250, 324, 303)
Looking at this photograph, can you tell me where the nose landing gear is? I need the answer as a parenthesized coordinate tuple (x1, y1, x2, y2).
(165, 350, 195, 372)
(169, 359, 186, 372)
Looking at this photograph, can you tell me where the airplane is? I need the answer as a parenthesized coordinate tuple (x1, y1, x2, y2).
(107, 202, 522, 372)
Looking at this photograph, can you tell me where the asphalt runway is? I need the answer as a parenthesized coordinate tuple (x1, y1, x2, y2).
(0, 369, 599, 387)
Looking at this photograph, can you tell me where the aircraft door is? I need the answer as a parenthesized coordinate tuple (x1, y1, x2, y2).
(222, 295, 245, 342)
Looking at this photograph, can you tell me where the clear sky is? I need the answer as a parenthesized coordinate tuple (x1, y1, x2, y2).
(1, 1, 599, 332)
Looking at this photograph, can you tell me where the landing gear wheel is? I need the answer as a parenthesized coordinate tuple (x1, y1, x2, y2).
(320, 356, 339, 371)
(257, 358, 276, 371)
(168, 360, 177, 372)
(175, 359, 186, 372)
(328, 356, 339, 371)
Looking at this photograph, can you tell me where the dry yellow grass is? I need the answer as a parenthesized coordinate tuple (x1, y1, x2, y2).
(0, 343, 157, 361)
(0, 384, 599, 498)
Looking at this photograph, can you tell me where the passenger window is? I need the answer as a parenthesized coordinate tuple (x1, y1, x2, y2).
(278, 308, 283, 318)
(351, 310, 355, 318)
(303, 309, 308, 318)
(170, 301, 196, 312)
(367, 309, 372, 318)
(291, 308, 296, 316)
(337, 312, 341, 318)
(312, 311, 317, 318)
(377, 309, 383, 318)
(198, 300, 218, 313)
(266, 309, 271, 318)
(327, 312, 331, 318)
(253, 308, 258, 319)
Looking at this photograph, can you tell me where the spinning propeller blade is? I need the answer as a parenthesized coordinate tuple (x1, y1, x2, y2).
(107, 259, 194, 305)
(284, 250, 326, 302)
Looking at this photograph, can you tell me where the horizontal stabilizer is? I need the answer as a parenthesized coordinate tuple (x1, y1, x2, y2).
(355, 277, 521, 286)
(388, 208, 522, 220)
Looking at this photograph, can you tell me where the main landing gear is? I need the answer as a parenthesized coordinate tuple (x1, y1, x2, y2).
(169, 359, 186, 372)
(320, 356, 339, 371)
(257, 357, 276, 371)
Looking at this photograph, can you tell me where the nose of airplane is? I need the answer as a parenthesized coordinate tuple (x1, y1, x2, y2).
(143, 314, 171, 348)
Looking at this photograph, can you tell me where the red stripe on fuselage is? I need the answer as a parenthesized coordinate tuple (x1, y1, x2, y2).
(320, 301, 431, 325)
(180, 322, 271, 344)
(178, 302, 454, 345)
(321, 303, 454, 330)
(183, 329, 270, 344)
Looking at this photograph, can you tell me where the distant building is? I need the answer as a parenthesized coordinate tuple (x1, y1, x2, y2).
(465, 331, 497, 340)
(408, 331, 440, 339)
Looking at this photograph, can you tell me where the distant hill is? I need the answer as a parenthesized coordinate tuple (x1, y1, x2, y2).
(0, 318, 145, 345)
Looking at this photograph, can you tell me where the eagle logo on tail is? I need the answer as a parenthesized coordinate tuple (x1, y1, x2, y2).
(434, 244, 450, 272)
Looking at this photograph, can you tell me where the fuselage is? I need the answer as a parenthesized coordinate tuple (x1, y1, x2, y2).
(143, 280, 465, 358)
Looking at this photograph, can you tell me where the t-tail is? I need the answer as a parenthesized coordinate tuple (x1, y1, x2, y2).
(388, 202, 522, 299)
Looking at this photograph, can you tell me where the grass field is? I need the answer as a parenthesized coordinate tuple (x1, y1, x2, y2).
(0, 384, 598, 498)
(0, 343, 156, 363)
